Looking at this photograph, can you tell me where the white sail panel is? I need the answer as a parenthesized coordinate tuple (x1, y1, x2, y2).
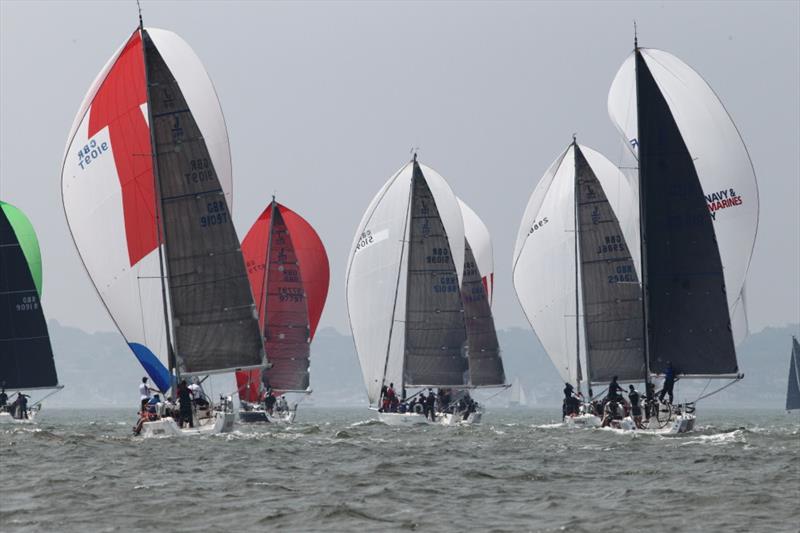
(512, 146, 579, 384)
(608, 48, 759, 315)
(61, 28, 236, 391)
(459, 198, 494, 304)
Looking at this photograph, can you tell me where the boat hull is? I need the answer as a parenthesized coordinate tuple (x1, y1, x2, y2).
(438, 411, 482, 425)
(140, 412, 234, 438)
(378, 412, 429, 426)
(564, 413, 602, 428)
(0, 407, 40, 424)
(239, 409, 296, 424)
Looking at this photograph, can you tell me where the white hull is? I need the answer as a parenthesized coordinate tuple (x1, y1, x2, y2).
(0, 407, 39, 424)
(438, 411, 482, 426)
(239, 408, 296, 425)
(378, 412, 429, 426)
(140, 412, 234, 438)
(618, 413, 696, 435)
(564, 413, 602, 428)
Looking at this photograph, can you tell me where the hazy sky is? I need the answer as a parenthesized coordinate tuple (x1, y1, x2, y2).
(1, 0, 798, 338)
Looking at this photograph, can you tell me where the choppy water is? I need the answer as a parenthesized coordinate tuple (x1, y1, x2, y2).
(1, 408, 798, 532)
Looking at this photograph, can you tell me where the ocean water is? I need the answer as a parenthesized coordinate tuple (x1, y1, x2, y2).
(1, 408, 798, 532)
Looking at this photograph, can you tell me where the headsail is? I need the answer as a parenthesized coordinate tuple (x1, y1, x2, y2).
(609, 48, 759, 349)
(458, 199, 505, 386)
(0, 202, 59, 390)
(62, 27, 259, 389)
(787, 337, 800, 411)
(236, 201, 330, 400)
(346, 159, 465, 405)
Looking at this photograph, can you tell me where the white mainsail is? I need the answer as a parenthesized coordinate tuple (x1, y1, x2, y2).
(346, 160, 465, 405)
(459, 199, 494, 304)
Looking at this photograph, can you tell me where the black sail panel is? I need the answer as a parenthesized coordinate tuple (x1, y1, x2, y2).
(788, 338, 800, 411)
(263, 207, 311, 391)
(636, 51, 737, 376)
(404, 164, 468, 386)
(461, 240, 505, 386)
(0, 210, 58, 389)
(575, 146, 645, 383)
(144, 31, 264, 374)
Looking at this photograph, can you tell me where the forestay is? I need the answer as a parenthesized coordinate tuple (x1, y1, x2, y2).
(608, 48, 758, 348)
(0, 202, 59, 390)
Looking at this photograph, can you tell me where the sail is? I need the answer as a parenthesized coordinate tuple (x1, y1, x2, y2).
(236, 201, 330, 400)
(403, 163, 468, 387)
(143, 30, 263, 375)
(575, 145, 645, 383)
(513, 146, 579, 384)
(509, 377, 527, 406)
(788, 338, 800, 411)
(609, 48, 759, 342)
(61, 27, 246, 390)
(0, 202, 58, 389)
(629, 49, 737, 376)
(459, 199, 494, 304)
(346, 160, 465, 404)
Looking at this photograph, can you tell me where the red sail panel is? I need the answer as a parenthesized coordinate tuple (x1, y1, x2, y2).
(236, 202, 329, 399)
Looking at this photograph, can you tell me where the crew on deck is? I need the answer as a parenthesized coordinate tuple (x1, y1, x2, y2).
(562, 382, 580, 418)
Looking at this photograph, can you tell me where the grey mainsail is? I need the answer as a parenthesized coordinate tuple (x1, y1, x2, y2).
(787, 337, 800, 411)
(635, 50, 737, 376)
(461, 240, 505, 386)
(403, 163, 468, 386)
(575, 145, 645, 383)
(144, 31, 264, 375)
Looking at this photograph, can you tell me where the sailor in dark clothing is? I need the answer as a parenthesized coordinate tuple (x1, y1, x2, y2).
(659, 362, 676, 404)
(418, 392, 428, 417)
(628, 385, 643, 429)
(13, 392, 29, 419)
(563, 383, 580, 417)
(264, 392, 277, 415)
(0, 388, 7, 411)
(607, 376, 624, 402)
(177, 380, 194, 428)
(425, 389, 436, 421)
(644, 382, 656, 419)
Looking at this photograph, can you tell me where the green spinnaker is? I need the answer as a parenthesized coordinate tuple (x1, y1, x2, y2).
(0, 201, 43, 296)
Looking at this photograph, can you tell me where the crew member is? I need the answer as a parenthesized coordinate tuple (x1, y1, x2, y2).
(659, 362, 676, 404)
(628, 385, 643, 429)
(177, 379, 194, 428)
(139, 377, 157, 412)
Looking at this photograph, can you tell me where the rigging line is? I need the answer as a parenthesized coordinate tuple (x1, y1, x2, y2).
(28, 386, 65, 409)
(692, 376, 743, 404)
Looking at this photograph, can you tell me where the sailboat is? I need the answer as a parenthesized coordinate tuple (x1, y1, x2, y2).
(61, 20, 266, 437)
(787, 337, 800, 412)
(508, 377, 528, 408)
(235, 198, 330, 424)
(0, 201, 62, 423)
(513, 140, 642, 429)
(605, 38, 758, 432)
(346, 156, 505, 426)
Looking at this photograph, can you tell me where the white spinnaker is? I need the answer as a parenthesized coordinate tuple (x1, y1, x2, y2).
(61, 27, 235, 389)
(458, 198, 494, 304)
(512, 146, 579, 384)
(346, 162, 465, 405)
(608, 48, 759, 334)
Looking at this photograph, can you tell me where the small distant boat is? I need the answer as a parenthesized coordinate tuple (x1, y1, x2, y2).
(787, 337, 800, 412)
(235, 198, 330, 424)
(346, 155, 506, 426)
(507, 377, 528, 408)
(0, 201, 62, 424)
(61, 18, 266, 437)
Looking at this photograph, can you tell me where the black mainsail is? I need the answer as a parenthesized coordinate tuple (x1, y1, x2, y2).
(787, 337, 800, 411)
(0, 204, 59, 390)
(143, 30, 264, 376)
(403, 162, 468, 387)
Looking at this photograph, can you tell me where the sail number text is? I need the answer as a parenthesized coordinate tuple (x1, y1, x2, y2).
(596, 234, 626, 255)
(200, 200, 228, 227)
(77, 139, 109, 170)
(15, 295, 39, 312)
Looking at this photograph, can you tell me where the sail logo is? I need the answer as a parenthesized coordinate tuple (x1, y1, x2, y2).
(591, 206, 601, 224)
(76, 139, 110, 170)
(15, 295, 39, 312)
(355, 229, 388, 253)
(528, 217, 549, 235)
(705, 188, 743, 220)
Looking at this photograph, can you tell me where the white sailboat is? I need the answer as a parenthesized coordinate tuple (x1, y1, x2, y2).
(0, 202, 63, 424)
(61, 18, 266, 437)
(346, 156, 506, 426)
(507, 377, 528, 408)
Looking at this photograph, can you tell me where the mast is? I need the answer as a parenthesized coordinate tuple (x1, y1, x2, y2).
(632, 33, 652, 391)
(571, 136, 584, 396)
(253, 196, 276, 393)
(379, 157, 415, 402)
(140, 20, 178, 392)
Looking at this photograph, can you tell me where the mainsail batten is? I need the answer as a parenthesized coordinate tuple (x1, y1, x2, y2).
(0, 203, 59, 390)
(143, 30, 264, 376)
(635, 50, 737, 376)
